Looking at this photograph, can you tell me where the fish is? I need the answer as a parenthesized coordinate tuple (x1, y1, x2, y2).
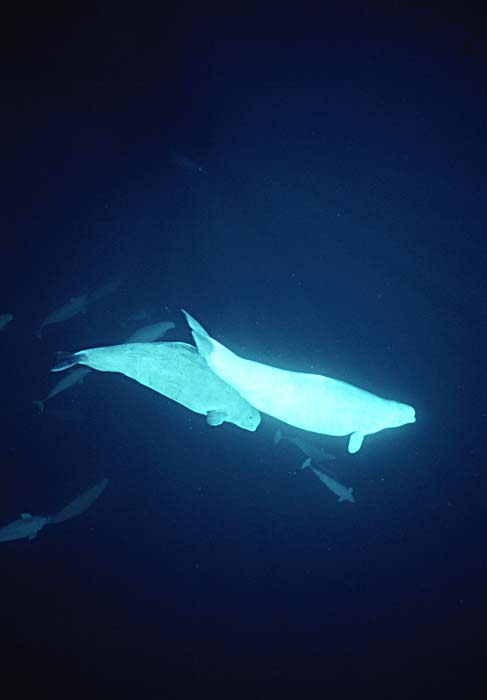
(274, 428, 336, 463)
(36, 294, 88, 338)
(0, 513, 51, 542)
(182, 309, 416, 454)
(124, 320, 175, 343)
(33, 366, 92, 413)
(0, 313, 13, 331)
(51, 341, 261, 432)
(50, 478, 109, 524)
(301, 458, 355, 503)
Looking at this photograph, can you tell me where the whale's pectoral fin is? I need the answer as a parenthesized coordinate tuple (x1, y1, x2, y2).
(348, 432, 365, 454)
(206, 410, 226, 427)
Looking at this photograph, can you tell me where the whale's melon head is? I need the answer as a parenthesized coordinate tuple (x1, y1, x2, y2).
(386, 401, 416, 428)
(234, 404, 261, 432)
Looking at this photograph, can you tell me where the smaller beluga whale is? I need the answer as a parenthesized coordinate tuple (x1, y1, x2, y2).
(301, 458, 354, 503)
(51, 342, 261, 432)
(36, 294, 88, 338)
(181, 310, 416, 453)
(0, 478, 109, 543)
(0, 513, 50, 542)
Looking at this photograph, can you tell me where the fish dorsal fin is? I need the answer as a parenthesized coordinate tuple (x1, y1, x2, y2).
(21, 513, 32, 519)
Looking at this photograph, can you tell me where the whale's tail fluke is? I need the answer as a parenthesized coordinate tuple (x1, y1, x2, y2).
(181, 309, 213, 358)
(51, 351, 84, 373)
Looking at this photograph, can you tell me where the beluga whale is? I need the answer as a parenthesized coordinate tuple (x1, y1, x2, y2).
(0, 513, 51, 542)
(181, 310, 416, 453)
(36, 294, 88, 338)
(301, 458, 354, 503)
(51, 341, 261, 432)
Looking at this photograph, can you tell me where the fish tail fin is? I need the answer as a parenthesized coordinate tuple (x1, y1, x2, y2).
(33, 399, 44, 413)
(300, 457, 312, 470)
(181, 309, 213, 358)
(273, 428, 283, 445)
(51, 351, 83, 372)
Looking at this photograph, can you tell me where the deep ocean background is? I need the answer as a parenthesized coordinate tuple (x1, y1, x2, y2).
(1, 3, 486, 697)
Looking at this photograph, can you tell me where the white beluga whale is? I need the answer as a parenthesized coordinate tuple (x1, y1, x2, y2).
(33, 366, 92, 413)
(301, 458, 354, 503)
(36, 294, 88, 338)
(50, 478, 109, 524)
(0, 513, 51, 542)
(51, 341, 261, 432)
(182, 310, 416, 453)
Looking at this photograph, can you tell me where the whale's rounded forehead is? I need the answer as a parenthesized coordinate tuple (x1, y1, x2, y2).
(392, 401, 416, 426)
(239, 406, 261, 431)
(402, 403, 416, 422)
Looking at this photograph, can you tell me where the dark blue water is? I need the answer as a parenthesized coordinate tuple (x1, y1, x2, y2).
(2, 4, 486, 696)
